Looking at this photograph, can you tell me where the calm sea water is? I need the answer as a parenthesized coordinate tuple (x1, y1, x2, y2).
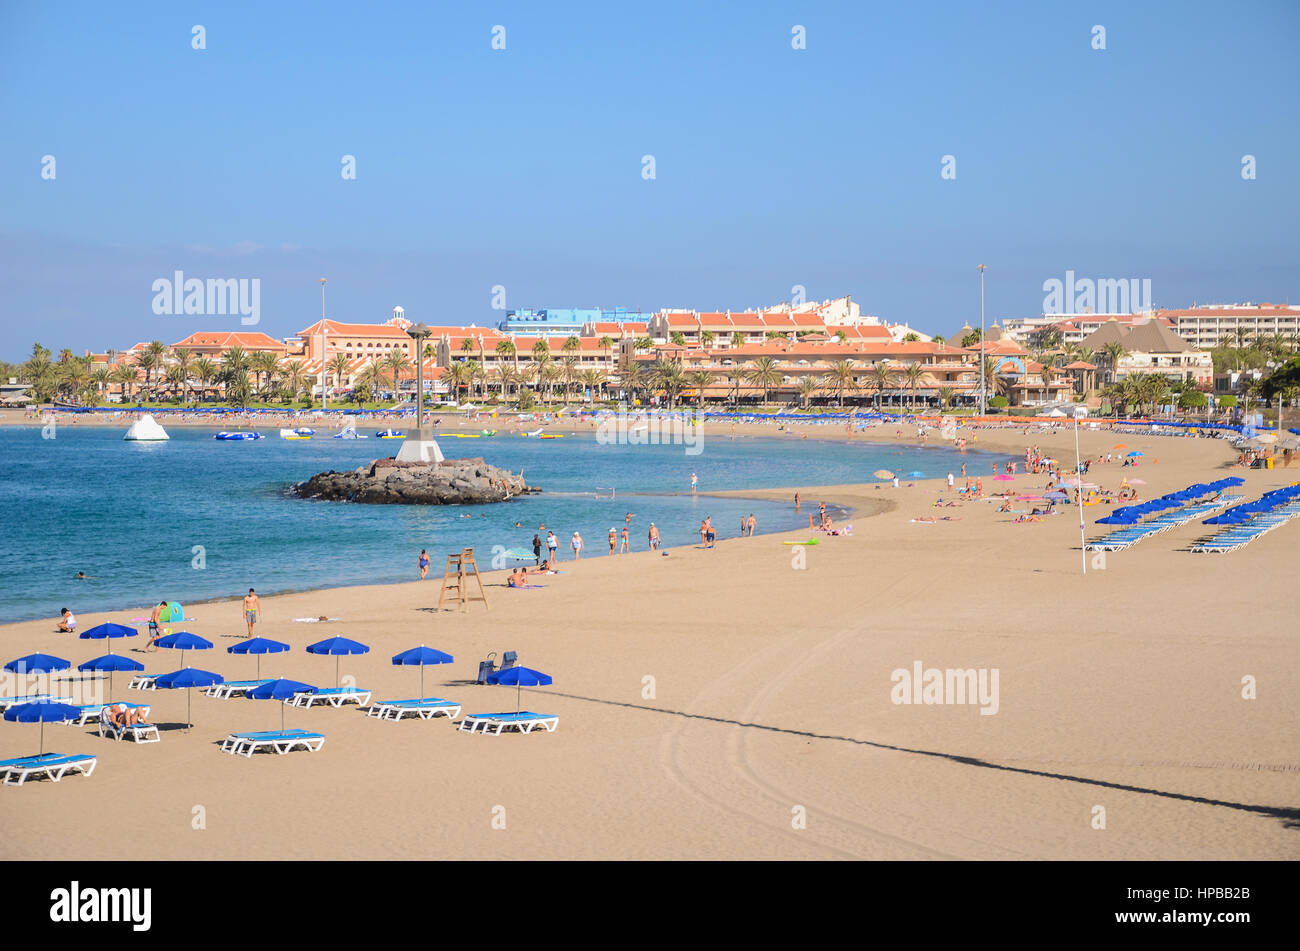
(0, 423, 1003, 622)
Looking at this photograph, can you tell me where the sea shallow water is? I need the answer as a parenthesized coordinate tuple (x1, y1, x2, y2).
(0, 424, 1006, 623)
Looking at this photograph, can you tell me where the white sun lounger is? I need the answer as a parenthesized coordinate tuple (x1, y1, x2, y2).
(66, 702, 150, 726)
(220, 729, 325, 757)
(288, 687, 371, 708)
(205, 679, 272, 699)
(457, 711, 559, 735)
(127, 674, 159, 691)
(97, 707, 161, 743)
(1, 753, 97, 786)
(365, 698, 461, 721)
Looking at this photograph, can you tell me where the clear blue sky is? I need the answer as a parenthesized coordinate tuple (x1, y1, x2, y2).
(2, 0, 1297, 359)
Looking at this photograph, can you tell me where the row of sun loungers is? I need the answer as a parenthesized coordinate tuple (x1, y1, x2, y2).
(458, 712, 560, 735)
(1086, 495, 1240, 552)
(0, 753, 97, 786)
(1190, 500, 1300, 553)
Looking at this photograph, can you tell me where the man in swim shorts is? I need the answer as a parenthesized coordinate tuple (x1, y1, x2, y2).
(243, 588, 260, 638)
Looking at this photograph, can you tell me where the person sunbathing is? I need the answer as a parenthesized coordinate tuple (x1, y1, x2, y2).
(108, 704, 150, 729)
(508, 567, 527, 588)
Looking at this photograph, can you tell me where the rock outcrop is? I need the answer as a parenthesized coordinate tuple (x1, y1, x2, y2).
(291, 457, 537, 505)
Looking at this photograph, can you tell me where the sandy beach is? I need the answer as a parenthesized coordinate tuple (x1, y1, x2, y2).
(1, 423, 1297, 860)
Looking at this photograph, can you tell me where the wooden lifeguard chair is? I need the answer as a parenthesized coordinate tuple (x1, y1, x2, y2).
(437, 547, 489, 612)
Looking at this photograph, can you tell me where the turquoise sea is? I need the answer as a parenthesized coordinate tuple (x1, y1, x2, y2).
(0, 424, 1005, 623)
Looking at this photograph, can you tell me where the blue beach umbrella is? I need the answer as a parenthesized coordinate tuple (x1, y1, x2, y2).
(3, 701, 80, 754)
(392, 646, 454, 696)
(228, 637, 291, 679)
(487, 665, 553, 713)
(77, 653, 144, 697)
(153, 631, 214, 666)
(79, 622, 138, 642)
(306, 637, 370, 687)
(155, 667, 224, 731)
(5, 653, 71, 674)
(247, 678, 319, 732)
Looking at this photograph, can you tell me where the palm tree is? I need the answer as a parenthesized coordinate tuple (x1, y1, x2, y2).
(384, 349, 412, 397)
(1101, 341, 1127, 384)
(327, 352, 352, 398)
(936, 385, 956, 410)
(532, 351, 552, 401)
(110, 363, 138, 404)
(142, 340, 168, 399)
(796, 375, 821, 409)
(559, 357, 579, 401)
(650, 360, 686, 409)
(869, 364, 896, 410)
(192, 357, 218, 403)
(282, 361, 308, 404)
(359, 359, 386, 403)
(498, 366, 523, 400)
(825, 360, 857, 408)
(248, 351, 279, 398)
(134, 349, 160, 402)
(496, 338, 517, 374)
(745, 357, 781, 406)
(903, 362, 925, 410)
(597, 335, 615, 367)
(461, 360, 483, 400)
(688, 370, 713, 406)
(670, 331, 687, 346)
(91, 366, 112, 403)
(701, 330, 716, 349)
(539, 361, 561, 403)
(172, 347, 194, 403)
(460, 338, 477, 362)
(730, 331, 745, 350)
(164, 364, 187, 402)
(581, 368, 606, 402)
(635, 336, 654, 354)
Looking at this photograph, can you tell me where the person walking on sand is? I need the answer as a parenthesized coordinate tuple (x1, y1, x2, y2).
(620, 525, 629, 553)
(609, 527, 618, 554)
(418, 549, 430, 580)
(147, 600, 167, 652)
(571, 531, 584, 560)
(648, 522, 660, 550)
(243, 588, 261, 638)
(747, 513, 756, 537)
(532, 533, 542, 566)
(547, 531, 558, 562)
(947, 471, 955, 490)
(704, 516, 716, 549)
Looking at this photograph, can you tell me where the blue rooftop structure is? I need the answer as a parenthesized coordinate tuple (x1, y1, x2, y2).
(498, 307, 645, 334)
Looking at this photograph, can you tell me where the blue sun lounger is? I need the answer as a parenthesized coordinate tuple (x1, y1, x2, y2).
(205, 679, 272, 699)
(365, 698, 461, 721)
(127, 674, 159, 691)
(457, 711, 558, 735)
(98, 706, 161, 743)
(288, 687, 372, 708)
(220, 728, 325, 757)
(1, 753, 97, 786)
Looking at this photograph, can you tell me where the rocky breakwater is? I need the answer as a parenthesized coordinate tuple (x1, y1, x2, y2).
(292, 457, 538, 505)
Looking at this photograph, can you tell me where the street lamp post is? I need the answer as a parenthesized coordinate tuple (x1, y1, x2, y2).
(319, 278, 328, 412)
(977, 264, 987, 416)
(405, 322, 432, 439)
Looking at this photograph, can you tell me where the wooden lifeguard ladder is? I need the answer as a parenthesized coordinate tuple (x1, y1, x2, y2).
(437, 547, 489, 612)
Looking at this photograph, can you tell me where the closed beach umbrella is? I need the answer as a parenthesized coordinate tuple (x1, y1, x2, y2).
(247, 678, 318, 732)
(77, 653, 144, 698)
(391, 645, 454, 696)
(487, 665, 553, 713)
(155, 667, 224, 732)
(228, 637, 290, 679)
(306, 637, 370, 687)
(3, 701, 80, 754)
(154, 631, 214, 666)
